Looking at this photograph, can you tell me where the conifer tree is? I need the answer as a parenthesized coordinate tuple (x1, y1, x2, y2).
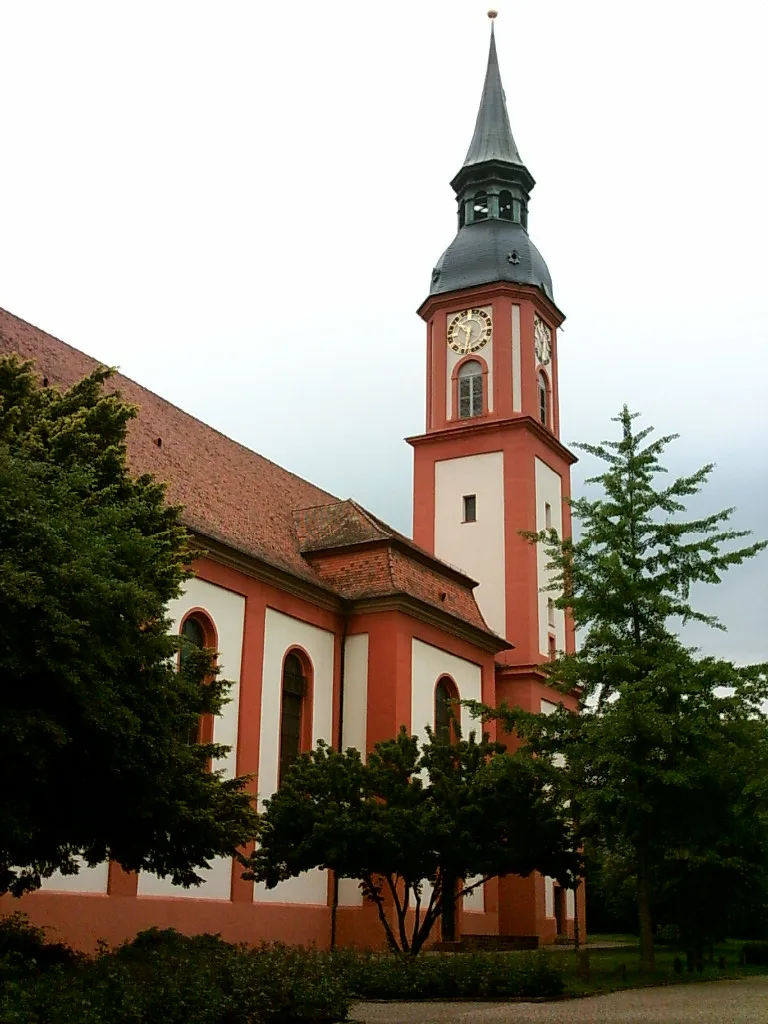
(481, 407, 767, 969)
(0, 355, 257, 895)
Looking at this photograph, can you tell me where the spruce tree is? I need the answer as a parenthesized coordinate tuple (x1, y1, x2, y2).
(506, 406, 767, 968)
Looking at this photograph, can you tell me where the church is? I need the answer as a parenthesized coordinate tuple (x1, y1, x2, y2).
(0, 19, 583, 951)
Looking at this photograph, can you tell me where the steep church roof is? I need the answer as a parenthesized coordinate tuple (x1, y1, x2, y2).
(0, 307, 501, 643)
(461, 23, 523, 169)
(427, 19, 554, 303)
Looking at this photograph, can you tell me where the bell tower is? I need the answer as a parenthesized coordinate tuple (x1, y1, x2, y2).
(408, 15, 577, 704)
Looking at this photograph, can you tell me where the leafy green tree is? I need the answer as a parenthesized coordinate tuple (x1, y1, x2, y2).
(479, 407, 767, 969)
(0, 355, 257, 896)
(248, 727, 577, 955)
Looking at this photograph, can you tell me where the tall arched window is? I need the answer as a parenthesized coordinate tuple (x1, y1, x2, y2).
(178, 613, 215, 746)
(499, 190, 513, 221)
(538, 371, 549, 427)
(472, 192, 488, 221)
(458, 360, 483, 419)
(434, 677, 458, 744)
(180, 616, 205, 666)
(279, 652, 307, 784)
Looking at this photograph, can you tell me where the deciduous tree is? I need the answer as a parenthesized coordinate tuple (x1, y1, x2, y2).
(248, 727, 577, 955)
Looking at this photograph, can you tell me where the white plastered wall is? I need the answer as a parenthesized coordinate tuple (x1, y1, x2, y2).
(253, 608, 334, 906)
(434, 451, 506, 637)
(338, 632, 369, 908)
(535, 457, 566, 657)
(445, 305, 493, 416)
(411, 638, 485, 912)
(138, 576, 246, 900)
(511, 304, 522, 412)
(541, 698, 572, 921)
(40, 859, 109, 894)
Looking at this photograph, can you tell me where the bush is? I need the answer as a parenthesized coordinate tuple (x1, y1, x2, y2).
(331, 949, 564, 999)
(0, 927, 352, 1024)
(742, 942, 768, 966)
(0, 912, 80, 978)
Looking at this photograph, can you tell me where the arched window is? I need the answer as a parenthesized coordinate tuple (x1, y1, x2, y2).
(499, 190, 513, 221)
(459, 202, 465, 228)
(458, 360, 483, 419)
(538, 371, 549, 427)
(434, 677, 458, 744)
(279, 652, 307, 784)
(472, 192, 488, 221)
(178, 613, 215, 746)
(180, 616, 205, 666)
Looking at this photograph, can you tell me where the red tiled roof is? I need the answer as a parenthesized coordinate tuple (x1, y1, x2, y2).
(0, 307, 500, 640)
(304, 543, 489, 632)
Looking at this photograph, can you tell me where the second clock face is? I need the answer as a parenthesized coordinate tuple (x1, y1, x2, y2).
(534, 317, 552, 365)
(447, 308, 492, 354)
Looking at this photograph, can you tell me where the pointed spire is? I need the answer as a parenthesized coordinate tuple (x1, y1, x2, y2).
(462, 15, 523, 168)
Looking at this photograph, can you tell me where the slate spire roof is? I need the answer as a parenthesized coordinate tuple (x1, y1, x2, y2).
(462, 21, 523, 170)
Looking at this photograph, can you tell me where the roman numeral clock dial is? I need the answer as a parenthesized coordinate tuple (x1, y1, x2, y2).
(447, 308, 492, 354)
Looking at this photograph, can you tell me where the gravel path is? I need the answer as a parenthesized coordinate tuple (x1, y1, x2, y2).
(351, 976, 768, 1023)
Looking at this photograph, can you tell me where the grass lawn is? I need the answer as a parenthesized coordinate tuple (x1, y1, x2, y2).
(560, 936, 768, 997)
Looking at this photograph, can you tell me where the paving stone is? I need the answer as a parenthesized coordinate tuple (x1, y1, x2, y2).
(351, 976, 768, 1024)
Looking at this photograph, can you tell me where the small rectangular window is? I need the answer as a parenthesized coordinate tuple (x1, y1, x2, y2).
(545, 502, 552, 530)
(548, 634, 557, 661)
(463, 494, 477, 523)
(548, 598, 556, 627)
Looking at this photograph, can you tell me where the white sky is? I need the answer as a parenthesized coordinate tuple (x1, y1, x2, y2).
(1, 0, 766, 663)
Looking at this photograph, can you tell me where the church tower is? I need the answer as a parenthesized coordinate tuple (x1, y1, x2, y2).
(409, 16, 576, 711)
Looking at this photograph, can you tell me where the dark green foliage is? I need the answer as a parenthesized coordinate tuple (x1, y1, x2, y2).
(0, 355, 257, 895)
(479, 407, 768, 971)
(0, 912, 80, 979)
(248, 726, 577, 955)
(333, 948, 564, 999)
(0, 923, 352, 1024)
(742, 942, 768, 967)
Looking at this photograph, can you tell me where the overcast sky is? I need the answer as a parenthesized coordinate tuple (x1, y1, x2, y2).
(1, 0, 766, 663)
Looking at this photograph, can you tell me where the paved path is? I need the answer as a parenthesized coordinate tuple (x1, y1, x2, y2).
(351, 976, 768, 1023)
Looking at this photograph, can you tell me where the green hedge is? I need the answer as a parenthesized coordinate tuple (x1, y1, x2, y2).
(0, 915, 564, 1021)
(0, 923, 351, 1024)
(331, 949, 565, 999)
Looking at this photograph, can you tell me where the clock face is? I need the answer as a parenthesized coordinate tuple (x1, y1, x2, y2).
(534, 317, 552, 365)
(447, 308, 492, 354)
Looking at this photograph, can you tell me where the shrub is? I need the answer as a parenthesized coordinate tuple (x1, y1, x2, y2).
(0, 927, 352, 1024)
(330, 949, 564, 1000)
(0, 912, 80, 978)
(742, 942, 768, 966)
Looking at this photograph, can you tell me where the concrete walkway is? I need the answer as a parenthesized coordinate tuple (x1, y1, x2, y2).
(351, 976, 768, 1023)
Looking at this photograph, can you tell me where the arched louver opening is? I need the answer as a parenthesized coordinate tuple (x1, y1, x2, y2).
(499, 190, 513, 221)
(472, 192, 488, 221)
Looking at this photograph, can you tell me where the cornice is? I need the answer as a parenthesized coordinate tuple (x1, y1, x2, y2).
(406, 414, 578, 466)
(350, 594, 511, 654)
(417, 280, 565, 326)
(188, 534, 344, 614)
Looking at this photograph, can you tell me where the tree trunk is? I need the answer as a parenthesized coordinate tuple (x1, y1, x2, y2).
(637, 848, 655, 970)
